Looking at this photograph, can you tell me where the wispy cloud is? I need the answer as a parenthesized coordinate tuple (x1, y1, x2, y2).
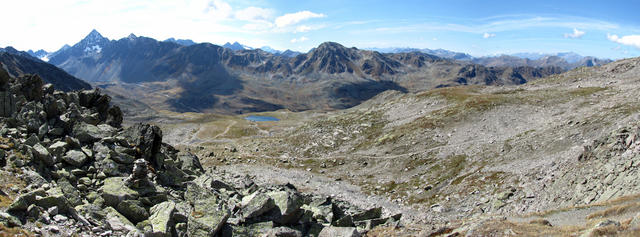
(368, 15, 620, 34)
(234, 6, 274, 22)
(607, 34, 640, 49)
(290, 36, 309, 43)
(564, 28, 585, 38)
(483, 32, 495, 38)
(275, 11, 325, 28)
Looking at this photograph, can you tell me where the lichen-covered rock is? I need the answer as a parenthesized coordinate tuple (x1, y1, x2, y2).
(117, 200, 149, 224)
(101, 177, 140, 207)
(187, 202, 230, 237)
(148, 201, 176, 236)
(104, 207, 137, 233)
(241, 192, 276, 219)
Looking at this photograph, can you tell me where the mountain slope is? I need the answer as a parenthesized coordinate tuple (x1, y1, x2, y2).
(0, 52, 91, 91)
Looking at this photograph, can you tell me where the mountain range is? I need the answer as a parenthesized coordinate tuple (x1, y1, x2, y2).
(36, 30, 571, 114)
(369, 47, 611, 70)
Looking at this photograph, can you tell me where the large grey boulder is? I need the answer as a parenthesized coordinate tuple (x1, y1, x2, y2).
(32, 143, 54, 165)
(62, 149, 88, 167)
(101, 177, 141, 207)
(104, 207, 137, 233)
(187, 201, 230, 237)
(117, 200, 149, 224)
(48, 141, 68, 158)
(241, 192, 276, 219)
(73, 122, 108, 143)
(267, 190, 304, 224)
(148, 201, 176, 237)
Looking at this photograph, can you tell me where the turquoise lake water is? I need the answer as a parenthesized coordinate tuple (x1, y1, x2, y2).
(244, 115, 280, 122)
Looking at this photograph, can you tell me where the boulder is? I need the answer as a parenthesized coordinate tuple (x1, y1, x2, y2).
(104, 207, 137, 233)
(107, 106, 123, 128)
(117, 200, 149, 224)
(57, 178, 83, 206)
(7, 189, 46, 213)
(148, 201, 176, 236)
(351, 207, 382, 221)
(267, 190, 303, 224)
(318, 226, 360, 237)
(73, 122, 109, 143)
(0, 211, 21, 227)
(176, 151, 204, 176)
(32, 143, 54, 165)
(187, 202, 230, 237)
(48, 141, 68, 157)
(101, 177, 140, 207)
(122, 123, 163, 161)
(62, 149, 88, 167)
(241, 192, 276, 219)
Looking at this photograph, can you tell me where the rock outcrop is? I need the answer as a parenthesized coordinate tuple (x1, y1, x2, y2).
(0, 68, 400, 236)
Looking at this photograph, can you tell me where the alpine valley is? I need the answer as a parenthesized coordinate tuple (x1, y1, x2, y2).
(4, 27, 640, 237)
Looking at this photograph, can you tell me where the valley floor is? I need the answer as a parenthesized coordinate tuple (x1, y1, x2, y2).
(147, 57, 640, 236)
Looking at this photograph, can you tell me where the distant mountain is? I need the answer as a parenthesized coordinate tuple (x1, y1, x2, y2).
(164, 37, 196, 46)
(259, 47, 302, 58)
(472, 54, 612, 70)
(278, 49, 301, 58)
(259, 46, 280, 54)
(367, 47, 474, 60)
(222, 42, 253, 51)
(48, 31, 563, 114)
(0, 50, 91, 91)
(49, 29, 111, 66)
(26, 49, 50, 61)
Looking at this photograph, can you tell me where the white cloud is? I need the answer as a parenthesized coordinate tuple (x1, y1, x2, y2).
(607, 34, 640, 49)
(564, 28, 585, 38)
(483, 32, 495, 38)
(204, 0, 232, 19)
(275, 11, 325, 28)
(295, 25, 312, 33)
(290, 36, 309, 43)
(235, 7, 274, 22)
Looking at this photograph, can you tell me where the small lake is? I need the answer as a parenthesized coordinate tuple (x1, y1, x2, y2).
(244, 115, 280, 122)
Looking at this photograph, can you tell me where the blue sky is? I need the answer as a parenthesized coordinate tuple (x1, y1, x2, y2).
(2, 0, 639, 59)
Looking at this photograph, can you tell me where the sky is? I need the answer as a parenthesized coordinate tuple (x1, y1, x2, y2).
(2, 0, 639, 59)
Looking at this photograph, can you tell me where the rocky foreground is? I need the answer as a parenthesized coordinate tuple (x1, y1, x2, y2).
(0, 68, 400, 236)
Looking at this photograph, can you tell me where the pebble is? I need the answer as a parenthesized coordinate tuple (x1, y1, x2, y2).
(53, 214, 68, 222)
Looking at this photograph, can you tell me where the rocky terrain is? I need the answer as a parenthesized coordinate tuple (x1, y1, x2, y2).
(46, 30, 564, 114)
(0, 68, 403, 236)
(151, 56, 640, 236)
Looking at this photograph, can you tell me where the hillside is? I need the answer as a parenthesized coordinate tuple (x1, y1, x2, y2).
(49, 31, 565, 114)
(0, 50, 91, 91)
(155, 57, 640, 236)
